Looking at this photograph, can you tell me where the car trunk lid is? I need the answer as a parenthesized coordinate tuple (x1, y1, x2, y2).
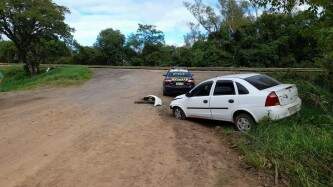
(265, 84, 298, 106)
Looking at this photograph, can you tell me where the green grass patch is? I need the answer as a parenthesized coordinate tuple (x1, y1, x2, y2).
(239, 108, 332, 186)
(223, 72, 333, 186)
(0, 65, 92, 92)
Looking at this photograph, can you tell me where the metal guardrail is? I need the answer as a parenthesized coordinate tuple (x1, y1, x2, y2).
(0, 63, 326, 72)
(86, 65, 325, 72)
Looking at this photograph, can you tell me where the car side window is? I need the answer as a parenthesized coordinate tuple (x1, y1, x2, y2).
(236, 82, 249, 95)
(191, 81, 213, 97)
(214, 80, 235, 96)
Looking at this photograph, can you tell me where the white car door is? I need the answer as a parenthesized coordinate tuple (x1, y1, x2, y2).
(185, 81, 213, 119)
(210, 80, 238, 122)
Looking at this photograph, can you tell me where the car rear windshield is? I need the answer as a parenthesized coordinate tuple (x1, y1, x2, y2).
(245, 75, 280, 90)
(168, 72, 191, 77)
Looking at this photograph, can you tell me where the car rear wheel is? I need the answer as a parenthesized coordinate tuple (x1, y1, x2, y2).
(173, 107, 186, 120)
(235, 113, 254, 132)
(163, 89, 168, 96)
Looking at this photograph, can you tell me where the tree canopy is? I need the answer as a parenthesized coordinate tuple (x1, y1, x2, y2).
(95, 28, 125, 65)
(0, 0, 72, 75)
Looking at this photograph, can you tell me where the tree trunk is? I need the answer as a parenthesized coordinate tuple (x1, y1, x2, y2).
(17, 48, 38, 76)
(26, 62, 37, 76)
(36, 63, 40, 74)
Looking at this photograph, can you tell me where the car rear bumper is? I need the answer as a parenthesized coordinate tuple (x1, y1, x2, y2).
(267, 98, 302, 120)
(164, 85, 194, 95)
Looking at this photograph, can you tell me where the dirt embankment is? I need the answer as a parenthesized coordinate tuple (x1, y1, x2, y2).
(0, 69, 263, 187)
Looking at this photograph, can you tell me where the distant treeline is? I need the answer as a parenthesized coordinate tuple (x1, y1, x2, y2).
(0, 0, 332, 71)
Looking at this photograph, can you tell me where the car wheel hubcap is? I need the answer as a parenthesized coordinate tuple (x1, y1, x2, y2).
(175, 109, 182, 119)
(237, 118, 251, 131)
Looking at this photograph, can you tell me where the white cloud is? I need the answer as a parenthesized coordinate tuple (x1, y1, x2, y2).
(54, 0, 197, 46)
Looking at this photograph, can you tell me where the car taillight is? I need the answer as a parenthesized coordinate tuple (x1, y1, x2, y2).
(187, 79, 195, 84)
(164, 78, 173, 84)
(265, 92, 280, 107)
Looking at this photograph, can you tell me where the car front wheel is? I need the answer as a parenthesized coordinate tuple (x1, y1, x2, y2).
(235, 113, 254, 132)
(173, 107, 186, 120)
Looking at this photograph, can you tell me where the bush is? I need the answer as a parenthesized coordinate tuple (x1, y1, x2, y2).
(0, 41, 18, 63)
(268, 72, 332, 112)
(53, 56, 74, 64)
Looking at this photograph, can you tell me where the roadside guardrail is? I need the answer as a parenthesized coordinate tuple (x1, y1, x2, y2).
(86, 65, 326, 72)
(0, 63, 326, 73)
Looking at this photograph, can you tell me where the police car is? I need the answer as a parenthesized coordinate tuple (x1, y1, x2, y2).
(162, 68, 195, 96)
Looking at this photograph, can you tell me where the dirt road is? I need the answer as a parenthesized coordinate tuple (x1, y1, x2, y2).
(0, 69, 261, 187)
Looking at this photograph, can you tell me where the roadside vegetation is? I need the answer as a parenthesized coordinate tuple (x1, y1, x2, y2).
(222, 72, 332, 186)
(0, 65, 91, 92)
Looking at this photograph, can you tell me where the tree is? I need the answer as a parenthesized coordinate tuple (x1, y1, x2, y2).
(218, 0, 253, 33)
(251, 0, 333, 89)
(184, 0, 221, 34)
(172, 47, 193, 67)
(250, 0, 331, 13)
(191, 40, 232, 67)
(183, 0, 328, 68)
(229, 12, 321, 67)
(0, 40, 17, 63)
(27, 39, 72, 66)
(95, 28, 125, 65)
(126, 24, 165, 66)
(184, 22, 205, 47)
(73, 45, 104, 65)
(128, 24, 165, 52)
(185, 0, 253, 35)
(143, 46, 174, 66)
(0, 0, 73, 75)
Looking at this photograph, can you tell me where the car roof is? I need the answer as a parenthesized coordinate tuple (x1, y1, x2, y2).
(206, 73, 260, 81)
(169, 69, 189, 73)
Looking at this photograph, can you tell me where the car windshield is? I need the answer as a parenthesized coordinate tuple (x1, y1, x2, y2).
(245, 75, 280, 90)
(168, 72, 191, 77)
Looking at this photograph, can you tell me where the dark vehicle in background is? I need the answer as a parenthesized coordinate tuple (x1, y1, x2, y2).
(162, 68, 195, 96)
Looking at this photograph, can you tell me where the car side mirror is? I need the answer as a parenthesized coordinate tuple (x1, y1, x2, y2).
(163, 74, 167, 77)
(185, 92, 192, 97)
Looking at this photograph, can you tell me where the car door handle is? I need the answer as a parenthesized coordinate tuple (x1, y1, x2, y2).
(228, 99, 234, 103)
(203, 100, 208, 104)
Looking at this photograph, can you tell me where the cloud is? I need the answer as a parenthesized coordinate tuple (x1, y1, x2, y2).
(54, 0, 197, 46)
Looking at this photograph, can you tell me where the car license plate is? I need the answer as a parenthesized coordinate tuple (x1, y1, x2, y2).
(176, 82, 184, 86)
(288, 105, 299, 114)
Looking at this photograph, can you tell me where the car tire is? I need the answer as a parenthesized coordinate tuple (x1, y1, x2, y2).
(173, 107, 186, 120)
(234, 113, 254, 132)
(163, 89, 168, 96)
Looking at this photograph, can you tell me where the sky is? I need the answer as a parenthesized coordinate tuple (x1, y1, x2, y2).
(54, 0, 216, 47)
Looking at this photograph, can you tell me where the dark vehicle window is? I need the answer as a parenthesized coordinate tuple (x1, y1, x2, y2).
(245, 75, 280, 90)
(214, 80, 235, 95)
(167, 72, 192, 77)
(191, 81, 213, 97)
(236, 82, 249, 95)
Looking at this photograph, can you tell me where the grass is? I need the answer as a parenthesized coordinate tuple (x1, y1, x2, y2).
(222, 72, 333, 186)
(0, 65, 92, 92)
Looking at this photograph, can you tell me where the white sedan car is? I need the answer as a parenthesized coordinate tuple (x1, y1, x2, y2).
(170, 73, 302, 131)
